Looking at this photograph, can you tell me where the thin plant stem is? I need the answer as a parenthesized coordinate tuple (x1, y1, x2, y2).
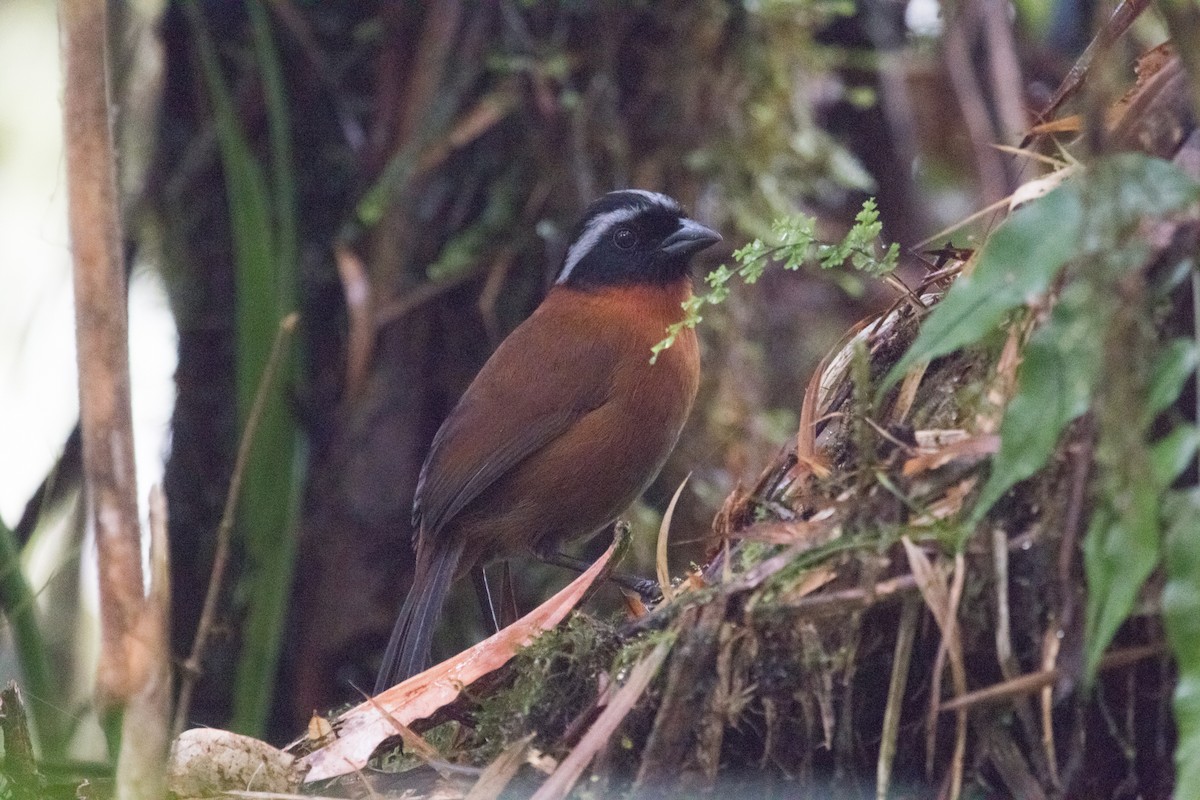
(173, 313, 298, 738)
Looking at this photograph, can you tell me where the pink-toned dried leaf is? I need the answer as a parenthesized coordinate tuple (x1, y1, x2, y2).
(299, 542, 618, 781)
(910, 479, 979, 526)
(737, 507, 841, 546)
(902, 435, 1000, 477)
(362, 692, 442, 765)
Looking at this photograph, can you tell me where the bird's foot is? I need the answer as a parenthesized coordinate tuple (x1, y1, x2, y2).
(534, 545, 661, 604)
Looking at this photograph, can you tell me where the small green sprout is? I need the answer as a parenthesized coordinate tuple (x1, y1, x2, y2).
(651, 198, 898, 362)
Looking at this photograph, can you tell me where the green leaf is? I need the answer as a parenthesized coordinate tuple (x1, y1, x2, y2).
(189, 0, 303, 736)
(1083, 460, 1161, 684)
(0, 518, 61, 754)
(1163, 490, 1200, 800)
(970, 283, 1108, 522)
(883, 182, 1084, 390)
(1082, 510, 1157, 684)
(1101, 153, 1200, 223)
(1150, 424, 1200, 486)
(1146, 338, 1199, 421)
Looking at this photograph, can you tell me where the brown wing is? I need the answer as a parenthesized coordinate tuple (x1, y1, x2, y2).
(413, 295, 619, 540)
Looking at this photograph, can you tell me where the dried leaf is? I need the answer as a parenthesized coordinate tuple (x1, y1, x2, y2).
(909, 478, 979, 526)
(1008, 166, 1078, 211)
(657, 475, 691, 602)
(306, 713, 333, 746)
(621, 589, 649, 618)
(903, 540, 967, 800)
(737, 506, 841, 546)
(299, 542, 619, 781)
(1026, 115, 1083, 136)
(362, 692, 442, 766)
(774, 565, 838, 603)
(889, 361, 928, 424)
(169, 729, 304, 796)
(464, 735, 534, 800)
(902, 435, 999, 476)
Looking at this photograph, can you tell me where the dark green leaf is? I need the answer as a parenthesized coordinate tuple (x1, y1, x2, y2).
(970, 282, 1109, 522)
(189, 0, 303, 737)
(1100, 153, 1200, 223)
(1083, 458, 1161, 684)
(1163, 490, 1200, 800)
(1151, 424, 1200, 486)
(1146, 338, 1199, 421)
(0, 518, 59, 753)
(884, 182, 1083, 390)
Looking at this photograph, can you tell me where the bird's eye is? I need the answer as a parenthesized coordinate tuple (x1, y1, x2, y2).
(613, 227, 637, 250)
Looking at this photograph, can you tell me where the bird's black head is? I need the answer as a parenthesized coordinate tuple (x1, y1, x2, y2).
(555, 190, 722, 289)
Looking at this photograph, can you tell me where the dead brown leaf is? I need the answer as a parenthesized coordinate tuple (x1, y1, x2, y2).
(298, 541, 619, 782)
(902, 435, 999, 476)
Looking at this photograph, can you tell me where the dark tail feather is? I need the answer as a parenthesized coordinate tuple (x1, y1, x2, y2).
(374, 540, 464, 694)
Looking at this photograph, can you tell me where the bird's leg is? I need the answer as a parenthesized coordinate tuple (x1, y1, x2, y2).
(497, 561, 519, 627)
(471, 565, 501, 634)
(534, 549, 661, 602)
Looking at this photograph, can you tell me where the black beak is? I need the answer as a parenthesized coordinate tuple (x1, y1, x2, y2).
(660, 218, 722, 258)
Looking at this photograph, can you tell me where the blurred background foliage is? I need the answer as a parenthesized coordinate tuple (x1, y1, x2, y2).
(0, 0, 1182, 759)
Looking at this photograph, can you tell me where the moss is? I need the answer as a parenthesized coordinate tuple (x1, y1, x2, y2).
(734, 540, 778, 573)
(469, 613, 621, 761)
(371, 720, 465, 774)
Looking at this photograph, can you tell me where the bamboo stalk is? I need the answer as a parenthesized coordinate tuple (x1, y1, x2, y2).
(60, 0, 142, 713)
(60, 2, 170, 796)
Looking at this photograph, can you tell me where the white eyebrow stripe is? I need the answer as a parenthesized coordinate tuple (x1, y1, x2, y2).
(556, 205, 643, 284)
(625, 189, 676, 208)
